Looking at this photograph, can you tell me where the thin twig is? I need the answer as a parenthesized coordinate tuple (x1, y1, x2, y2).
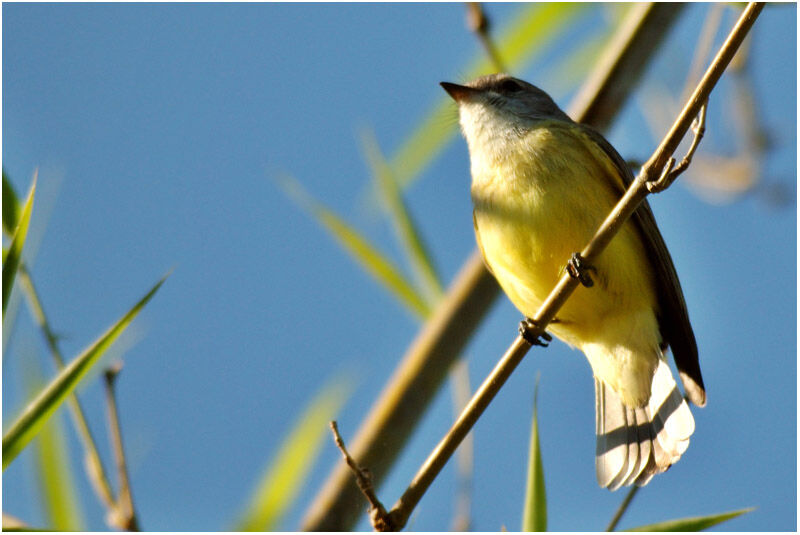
(329, 421, 390, 530)
(17, 262, 117, 511)
(606, 485, 640, 531)
(465, 3, 506, 73)
(647, 101, 708, 193)
(104, 362, 140, 531)
(381, 3, 763, 530)
(301, 5, 692, 531)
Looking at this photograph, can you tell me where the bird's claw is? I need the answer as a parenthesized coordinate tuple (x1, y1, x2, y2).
(519, 318, 552, 347)
(567, 253, 596, 288)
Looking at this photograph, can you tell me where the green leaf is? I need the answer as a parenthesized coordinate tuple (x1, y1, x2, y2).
(522, 377, 546, 532)
(235, 377, 352, 531)
(2, 174, 36, 316)
(360, 128, 443, 308)
(626, 507, 755, 531)
(3, 169, 21, 236)
(26, 363, 86, 531)
(276, 174, 430, 318)
(389, 3, 591, 189)
(2, 274, 168, 470)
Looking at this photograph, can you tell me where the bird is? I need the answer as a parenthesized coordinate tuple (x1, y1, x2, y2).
(441, 73, 706, 489)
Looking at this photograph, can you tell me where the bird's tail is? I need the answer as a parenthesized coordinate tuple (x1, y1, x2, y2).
(595, 359, 695, 490)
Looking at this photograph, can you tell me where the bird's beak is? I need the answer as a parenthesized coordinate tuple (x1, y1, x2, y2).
(440, 82, 479, 102)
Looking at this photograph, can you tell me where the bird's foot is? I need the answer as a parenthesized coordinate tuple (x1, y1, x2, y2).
(566, 252, 596, 288)
(519, 318, 552, 347)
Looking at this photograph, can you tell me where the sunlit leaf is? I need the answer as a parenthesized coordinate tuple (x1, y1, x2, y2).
(26, 364, 86, 531)
(522, 378, 546, 532)
(390, 3, 591, 189)
(276, 174, 429, 318)
(2, 274, 168, 469)
(360, 128, 443, 307)
(2, 170, 21, 236)
(626, 507, 755, 531)
(235, 377, 351, 531)
(2, 174, 36, 316)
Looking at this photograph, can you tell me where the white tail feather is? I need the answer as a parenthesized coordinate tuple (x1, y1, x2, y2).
(595, 360, 695, 489)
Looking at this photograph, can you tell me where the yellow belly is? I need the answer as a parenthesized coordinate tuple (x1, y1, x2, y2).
(470, 123, 661, 406)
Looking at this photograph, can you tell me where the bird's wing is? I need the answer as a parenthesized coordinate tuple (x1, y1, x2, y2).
(577, 124, 706, 407)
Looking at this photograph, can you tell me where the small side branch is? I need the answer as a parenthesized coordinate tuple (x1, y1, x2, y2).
(104, 363, 140, 531)
(647, 101, 708, 193)
(18, 263, 117, 511)
(329, 421, 392, 531)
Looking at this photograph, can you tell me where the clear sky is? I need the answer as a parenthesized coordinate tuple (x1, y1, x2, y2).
(2, 3, 796, 532)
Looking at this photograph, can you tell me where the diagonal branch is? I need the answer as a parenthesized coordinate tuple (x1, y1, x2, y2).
(17, 263, 117, 511)
(301, 4, 688, 531)
(374, 3, 763, 530)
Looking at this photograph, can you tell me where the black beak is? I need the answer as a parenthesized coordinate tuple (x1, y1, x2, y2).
(440, 82, 478, 102)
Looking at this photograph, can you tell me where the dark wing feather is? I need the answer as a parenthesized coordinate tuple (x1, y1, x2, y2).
(578, 124, 706, 407)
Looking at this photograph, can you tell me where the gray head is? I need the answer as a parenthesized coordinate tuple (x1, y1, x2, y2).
(441, 73, 571, 124)
(441, 73, 572, 157)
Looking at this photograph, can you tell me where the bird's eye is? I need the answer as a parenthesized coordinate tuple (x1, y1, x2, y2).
(499, 79, 523, 93)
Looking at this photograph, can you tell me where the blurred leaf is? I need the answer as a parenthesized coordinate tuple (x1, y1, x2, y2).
(522, 378, 546, 532)
(390, 3, 590, 189)
(2, 174, 36, 316)
(2, 513, 48, 532)
(235, 377, 352, 531)
(626, 507, 755, 531)
(360, 128, 443, 306)
(3, 169, 21, 236)
(276, 174, 429, 318)
(26, 364, 86, 531)
(2, 274, 168, 470)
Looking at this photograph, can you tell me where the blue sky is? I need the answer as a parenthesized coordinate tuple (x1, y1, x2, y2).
(2, 3, 796, 532)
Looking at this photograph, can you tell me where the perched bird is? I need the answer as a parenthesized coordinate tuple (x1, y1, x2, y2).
(442, 73, 706, 489)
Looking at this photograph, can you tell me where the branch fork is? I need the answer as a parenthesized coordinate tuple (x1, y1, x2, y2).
(647, 101, 708, 193)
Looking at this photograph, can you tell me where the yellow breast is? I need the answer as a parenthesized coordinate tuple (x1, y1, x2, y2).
(470, 122, 658, 348)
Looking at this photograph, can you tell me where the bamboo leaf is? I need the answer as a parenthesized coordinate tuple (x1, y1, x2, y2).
(360, 128, 443, 307)
(626, 507, 755, 532)
(2, 274, 168, 469)
(26, 364, 86, 531)
(390, 3, 591, 189)
(3, 169, 21, 236)
(522, 378, 546, 532)
(235, 378, 351, 531)
(3, 174, 36, 316)
(276, 174, 429, 318)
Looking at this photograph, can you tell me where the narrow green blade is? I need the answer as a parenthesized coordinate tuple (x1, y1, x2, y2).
(360, 129, 443, 307)
(235, 378, 351, 531)
(626, 507, 755, 531)
(27, 366, 86, 531)
(2, 174, 36, 316)
(276, 174, 429, 318)
(522, 379, 546, 532)
(390, 3, 590, 189)
(2, 169, 21, 235)
(2, 274, 168, 469)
